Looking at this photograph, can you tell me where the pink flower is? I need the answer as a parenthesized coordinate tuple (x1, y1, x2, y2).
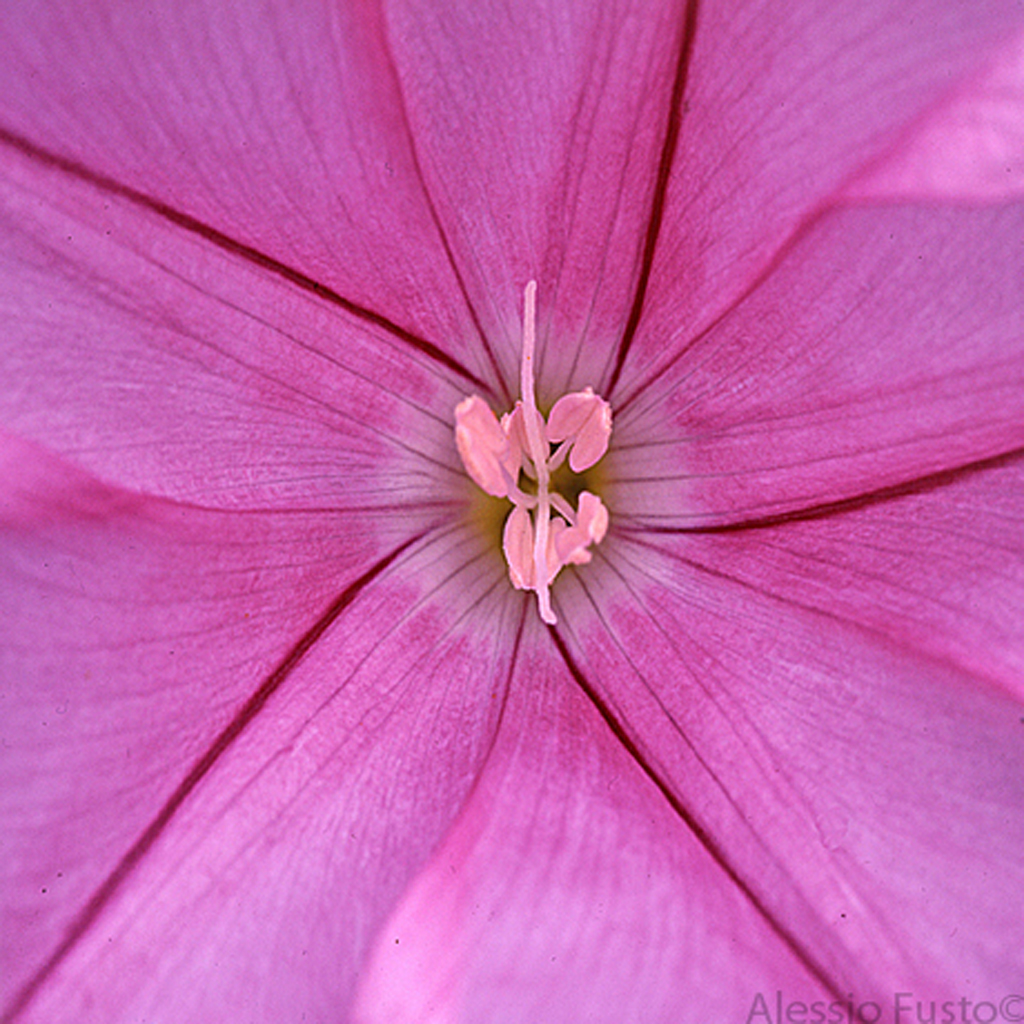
(2, 1, 1024, 1021)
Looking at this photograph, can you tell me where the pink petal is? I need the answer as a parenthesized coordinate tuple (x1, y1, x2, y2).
(0, 0, 487, 370)
(847, 32, 1024, 202)
(661, 455, 1024, 705)
(613, 0, 1024, 398)
(354, 618, 827, 1021)
(381, 0, 687, 397)
(0, 143, 468, 509)
(0, 434, 389, 1013)
(610, 202, 1024, 527)
(552, 523, 1024, 1000)
(1, 438, 517, 1021)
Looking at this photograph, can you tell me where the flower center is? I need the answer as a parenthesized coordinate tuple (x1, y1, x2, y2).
(454, 281, 612, 624)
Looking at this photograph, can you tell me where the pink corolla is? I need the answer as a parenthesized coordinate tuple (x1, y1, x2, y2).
(1, 0, 1024, 1021)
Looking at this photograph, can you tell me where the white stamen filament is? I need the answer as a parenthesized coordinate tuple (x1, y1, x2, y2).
(520, 280, 556, 623)
(549, 492, 576, 524)
(546, 437, 573, 474)
(498, 461, 538, 510)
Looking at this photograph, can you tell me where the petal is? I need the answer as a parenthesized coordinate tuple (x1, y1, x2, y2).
(381, 0, 687, 397)
(0, 0, 487, 370)
(1, 445, 517, 1022)
(553, 524, 1024, 1001)
(613, 0, 1024, 397)
(0, 433, 401, 1015)
(657, 454, 1024, 705)
(847, 32, 1024, 203)
(354, 618, 828, 1022)
(610, 202, 1024, 527)
(0, 141, 469, 510)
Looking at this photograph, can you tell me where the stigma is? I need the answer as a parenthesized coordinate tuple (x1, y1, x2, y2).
(454, 281, 612, 624)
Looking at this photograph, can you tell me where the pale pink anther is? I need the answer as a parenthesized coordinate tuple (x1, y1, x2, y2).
(546, 387, 612, 472)
(503, 504, 560, 590)
(502, 505, 534, 589)
(554, 491, 609, 566)
(454, 282, 613, 624)
(500, 403, 530, 477)
(454, 395, 519, 498)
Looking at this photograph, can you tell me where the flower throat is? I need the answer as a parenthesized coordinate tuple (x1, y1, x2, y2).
(454, 282, 611, 624)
